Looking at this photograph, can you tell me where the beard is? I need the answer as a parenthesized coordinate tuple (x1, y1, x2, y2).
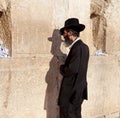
(64, 36, 73, 47)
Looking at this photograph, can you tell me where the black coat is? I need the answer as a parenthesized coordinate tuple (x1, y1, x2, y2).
(58, 39, 89, 107)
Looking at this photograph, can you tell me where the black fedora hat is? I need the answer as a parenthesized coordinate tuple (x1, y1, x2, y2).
(60, 18, 85, 35)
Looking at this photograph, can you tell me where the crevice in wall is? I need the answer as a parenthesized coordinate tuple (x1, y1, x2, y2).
(90, 0, 111, 52)
(0, 0, 12, 56)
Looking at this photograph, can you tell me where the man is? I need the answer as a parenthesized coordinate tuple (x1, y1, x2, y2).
(58, 18, 89, 118)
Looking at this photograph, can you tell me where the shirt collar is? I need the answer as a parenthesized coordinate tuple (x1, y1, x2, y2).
(69, 37, 80, 49)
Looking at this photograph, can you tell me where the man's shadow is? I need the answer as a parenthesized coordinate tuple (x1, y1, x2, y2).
(44, 29, 66, 118)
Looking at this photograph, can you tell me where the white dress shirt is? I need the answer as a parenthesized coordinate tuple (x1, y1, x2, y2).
(69, 37, 81, 49)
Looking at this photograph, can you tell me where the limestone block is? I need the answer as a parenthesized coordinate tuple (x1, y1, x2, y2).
(11, 0, 53, 56)
(0, 55, 120, 118)
(82, 56, 120, 118)
(11, 0, 94, 57)
(0, 0, 7, 10)
(106, 0, 120, 55)
(105, 112, 120, 118)
(90, 0, 110, 52)
(0, 57, 50, 118)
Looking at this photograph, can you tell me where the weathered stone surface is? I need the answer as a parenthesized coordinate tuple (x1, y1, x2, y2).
(82, 56, 120, 118)
(90, 0, 110, 52)
(10, 0, 94, 57)
(0, 56, 120, 118)
(0, 58, 48, 118)
(105, 112, 120, 118)
(0, 0, 12, 55)
(91, 0, 120, 55)
(105, 0, 120, 55)
(0, 0, 120, 118)
(0, 0, 7, 10)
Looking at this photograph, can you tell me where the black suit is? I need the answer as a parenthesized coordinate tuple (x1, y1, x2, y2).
(58, 39, 89, 118)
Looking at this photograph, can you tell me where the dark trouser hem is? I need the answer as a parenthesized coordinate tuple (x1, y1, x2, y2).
(59, 100, 83, 118)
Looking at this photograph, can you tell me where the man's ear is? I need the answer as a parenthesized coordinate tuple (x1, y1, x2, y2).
(68, 31, 73, 36)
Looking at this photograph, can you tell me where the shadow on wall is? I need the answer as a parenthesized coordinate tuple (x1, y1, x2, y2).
(44, 29, 66, 118)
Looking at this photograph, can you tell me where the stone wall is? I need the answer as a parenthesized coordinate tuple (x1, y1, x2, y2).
(0, 0, 120, 118)
(0, 0, 12, 55)
(105, 0, 120, 55)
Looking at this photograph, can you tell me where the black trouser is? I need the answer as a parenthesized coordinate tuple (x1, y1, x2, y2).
(60, 100, 83, 118)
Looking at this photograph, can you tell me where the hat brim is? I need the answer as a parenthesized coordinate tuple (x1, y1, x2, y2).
(60, 24, 85, 35)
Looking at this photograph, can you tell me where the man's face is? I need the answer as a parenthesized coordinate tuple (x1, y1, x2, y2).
(63, 29, 72, 46)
